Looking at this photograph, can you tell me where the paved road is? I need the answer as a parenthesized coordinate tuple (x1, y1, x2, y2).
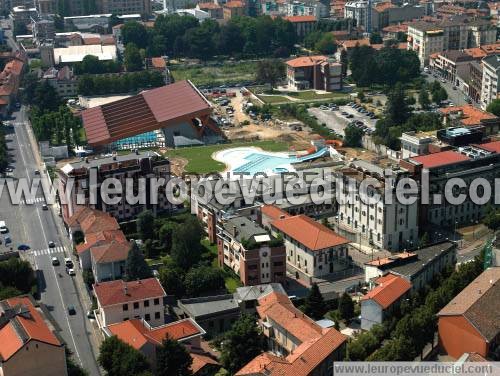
(0, 108, 100, 375)
(424, 72, 468, 107)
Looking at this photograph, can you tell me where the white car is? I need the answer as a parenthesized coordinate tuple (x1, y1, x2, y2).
(67, 268, 75, 276)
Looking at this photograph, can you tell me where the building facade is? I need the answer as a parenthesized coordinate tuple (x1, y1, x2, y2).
(286, 55, 342, 92)
(480, 54, 500, 110)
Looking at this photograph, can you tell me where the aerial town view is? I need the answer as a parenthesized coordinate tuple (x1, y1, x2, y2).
(0, 0, 499, 375)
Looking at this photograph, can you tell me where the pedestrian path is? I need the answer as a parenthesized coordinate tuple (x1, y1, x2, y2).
(30, 246, 66, 257)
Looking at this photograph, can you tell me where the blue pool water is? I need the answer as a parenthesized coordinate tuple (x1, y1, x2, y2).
(113, 131, 160, 150)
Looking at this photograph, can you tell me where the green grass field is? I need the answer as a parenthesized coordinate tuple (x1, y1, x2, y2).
(255, 89, 348, 104)
(170, 61, 257, 86)
(165, 140, 289, 173)
(257, 95, 291, 104)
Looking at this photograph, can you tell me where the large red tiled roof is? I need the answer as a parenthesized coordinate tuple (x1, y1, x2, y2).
(94, 278, 166, 307)
(198, 2, 222, 9)
(0, 297, 61, 361)
(261, 205, 290, 221)
(410, 150, 469, 169)
(286, 55, 327, 68)
(477, 140, 500, 153)
(82, 80, 212, 146)
(107, 318, 202, 350)
(271, 215, 349, 251)
(90, 240, 131, 264)
(151, 57, 166, 69)
(283, 15, 317, 23)
(361, 273, 411, 309)
(439, 105, 497, 126)
(224, 0, 244, 7)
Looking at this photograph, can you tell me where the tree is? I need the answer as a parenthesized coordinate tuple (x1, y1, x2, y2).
(170, 217, 203, 270)
(124, 243, 152, 281)
(340, 48, 348, 77)
(220, 315, 265, 373)
(121, 21, 149, 48)
(303, 283, 326, 320)
(255, 59, 285, 89)
(0, 126, 8, 172)
(338, 292, 355, 321)
(98, 336, 151, 376)
(137, 210, 155, 241)
(486, 99, 500, 116)
(158, 222, 176, 251)
(369, 32, 383, 44)
(184, 266, 225, 297)
(385, 83, 411, 125)
(124, 43, 143, 72)
(159, 265, 185, 298)
(314, 33, 337, 54)
(0, 257, 35, 294)
(156, 338, 192, 376)
(418, 87, 431, 110)
(343, 124, 363, 147)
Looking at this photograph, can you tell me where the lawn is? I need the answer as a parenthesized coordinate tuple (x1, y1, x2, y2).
(165, 140, 289, 173)
(170, 61, 258, 86)
(225, 276, 242, 293)
(257, 95, 291, 104)
(286, 90, 348, 101)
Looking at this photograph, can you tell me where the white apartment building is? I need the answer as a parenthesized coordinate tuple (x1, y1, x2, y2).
(480, 54, 500, 110)
(400, 131, 436, 159)
(336, 161, 419, 252)
(344, 1, 371, 32)
(93, 278, 167, 328)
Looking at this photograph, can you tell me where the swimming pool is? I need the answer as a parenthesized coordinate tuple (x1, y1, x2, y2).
(112, 131, 164, 150)
(215, 147, 329, 175)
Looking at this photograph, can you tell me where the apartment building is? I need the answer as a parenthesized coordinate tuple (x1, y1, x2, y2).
(283, 15, 317, 38)
(400, 142, 500, 229)
(438, 267, 500, 359)
(236, 291, 347, 376)
(344, 0, 371, 32)
(407, 17, 495, 67)
(335, 160, 419, 252)
(42, 66, 78, 98)
(93, 278, 167, 328)
(217, 216, 286, 286)
(439, 105, 500, 135)
(98, 0, 151, 15)
(430, 50, 473, 86)
(223, 1, 246, 20)
(269, 212, 350, 285)
(0, 296, 67, 376)
(286, 55, 342, 92)
(480, 54, 500, 110)
(400, 131, 436, 159)
(91, 240, 132, 282)
(197, 2, 224, 19)
(58, 151, 171, 223)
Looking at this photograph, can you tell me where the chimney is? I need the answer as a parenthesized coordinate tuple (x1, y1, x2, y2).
(232, 225, 237, 237)
(124, 285, 129, 295)
(279, 215, 286, 219)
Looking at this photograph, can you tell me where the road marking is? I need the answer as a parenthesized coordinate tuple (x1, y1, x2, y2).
(30, 246, 66, 257)
(19, 196, 46, 205)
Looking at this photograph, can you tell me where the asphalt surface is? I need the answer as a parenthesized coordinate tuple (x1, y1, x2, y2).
(308, 105, 377, 136)
(423, 71, 468, 107)
(0, 107, 100, 375)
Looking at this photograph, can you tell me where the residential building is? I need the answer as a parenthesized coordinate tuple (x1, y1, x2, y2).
(234, 283, 286, 314)
(104, 317, 214, 373)
(435, 126, 484, 147)
(0, 54, 25, 117)
(269, 211, 350, 285)
(364, 241, 457, 291)
(217, 216, 286, 286)
(196, 2, 223, 19)
(63, 14, 112, 33)
(439, 105, 500, 135)
(144, 56, 172, 84)
(469, 60, 483, 103)
(400, 143, 500, 229)
(400, 131, 436, 159)
(283, 15, 317, 38)
(430, 50, 473, 86)
(285, 0, 328, 19)
(58, 151, 171, 223)
(93, 278, 167, 328)
(286, 55, 342, 92)
(335, 160, 419, 251)
(236, 291, 347, 376)
(407, 17, 496, 67)
(438, 267, 500, 359)
(91, 240, 132, 282)
(32, 16, 55, 44)
(344, 1, 371, 32)
(177, 295, 240, 336)
(360, 273, 411, 330)
(10, 6, 37, 30)
(480, 54, 500, 110)
(372, 2, 425, 32)
(0, 296, 67, 376)
(223, 1, 246, 20)
(98, 0, 151, 15)
(36, 0, 56, 15)
(42, 66, 78, 98)
(80, 81, 221, 148)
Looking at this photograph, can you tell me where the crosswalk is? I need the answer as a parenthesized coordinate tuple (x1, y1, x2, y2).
(30, 246, 67, 257)
(19, 197, 46, 205)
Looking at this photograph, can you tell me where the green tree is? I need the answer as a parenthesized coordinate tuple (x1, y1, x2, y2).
(137, 210, 155, 241)
(343, 124, 363, 147)
(255, 59, 285, 89)
(158, 265, 185, 298)
(220, 315, 265, 373)
(0, 258, 35, 294)
(184, 266, 225, 297)
(98, 336, 151, 376)
(156, 338, 192, 376)
(338, 292, 355, 321)
(418, 87, 431, 110)
(314, 33, 337, 54)
(369, 32, 383, 44)
(0, 126, 8, 172)
(385, 83, 411, 125)
(486, 99, 500, 116)
(124, 243, 152, 281)
(158, 222, 176, 251)
(124, 43, 143, 72)
(340, 48, 348, 77)
(121, 21, 149, 48)
(170, 217, 203, 270)
(303, 283, 326, 320)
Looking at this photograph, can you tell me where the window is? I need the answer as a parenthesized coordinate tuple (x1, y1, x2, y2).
(154, 298, 160, 305)
(123, 304, 128, 311)
(133, 302, 139, 309)
(155, 312, 161, 319)
(145, 314, 150, 321)
(144, 300, 149, 307)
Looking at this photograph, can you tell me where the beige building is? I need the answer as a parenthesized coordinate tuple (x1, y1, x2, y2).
(0, 296, 67, 376)
(94, 278, 167, 328)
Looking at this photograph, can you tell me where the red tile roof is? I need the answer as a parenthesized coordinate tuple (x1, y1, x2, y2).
(477, 140, 500, 153)
(374, 2, 393, 12)
(198, 2, 222, 9)
(361, 273, 411, 309)
(0, 296, 62, 361)
(224, 0, 244, 7)
(82, 81, 212, 146)
(286, 55, 327, 68)
(90, 240, 131, 264)
(107, 318, 203, 350)
(261, 205, 290, 221)
(151, 57, 166, 69)
(94, 278, 166, 307)
(190, 353, 220, 374)
(410, 150, 470, 169)
(76, 229, 127, 255)
(283, 15, 317, 23)
(271, 215, 349, 251)
(439, 105, 498, 126)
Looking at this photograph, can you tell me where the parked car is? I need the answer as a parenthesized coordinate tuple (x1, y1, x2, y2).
(67, 306, 76, 315)
(52, 257, 60, 266)
(42, 204, 48, 210)
(67, 268, 75, 276)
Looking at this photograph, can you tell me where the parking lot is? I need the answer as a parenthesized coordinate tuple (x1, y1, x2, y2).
(308, 103, 378, 137)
